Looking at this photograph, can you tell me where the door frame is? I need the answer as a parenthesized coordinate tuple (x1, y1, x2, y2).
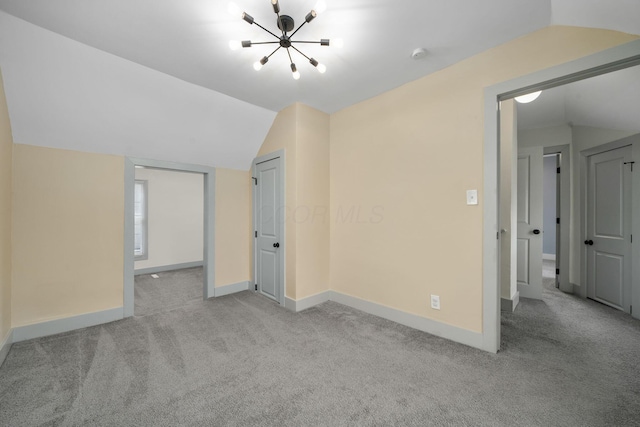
(123, 157, 216, 317)
(252, 149, 286, 306)
(543, 145, 571, 293)
(578, 137, 639, 309)
(483, 39, 640, 353)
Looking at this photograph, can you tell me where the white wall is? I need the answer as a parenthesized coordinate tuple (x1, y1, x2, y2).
(134, 168, 203, 271)
(0, 11, 276, 170)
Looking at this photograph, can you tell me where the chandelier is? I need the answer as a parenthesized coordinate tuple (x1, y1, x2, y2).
(229, 0, 339, 79)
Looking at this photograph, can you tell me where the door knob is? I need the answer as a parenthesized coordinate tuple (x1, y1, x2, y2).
(273, 242, 280, 248)
(532, 229, 541, 235)
(584, 239, 594, 246)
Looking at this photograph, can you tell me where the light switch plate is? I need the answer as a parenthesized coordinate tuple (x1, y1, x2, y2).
(466, 189, 478, 205)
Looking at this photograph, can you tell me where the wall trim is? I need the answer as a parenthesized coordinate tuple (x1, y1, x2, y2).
(135, 261, 204, 276)
(329, 291, 484, 350)
(0, 329, 13, 368)
(214, 281, 250, 297)
(285, 291, 331, 312)
(501, 291, 520, 312)
(124, 157, 216, 317)
(284, 290, 483, 350)
(12, 307, 124, 343)
(542, 253, 556, 261)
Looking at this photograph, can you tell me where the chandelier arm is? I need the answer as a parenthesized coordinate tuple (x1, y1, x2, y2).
(253, 21, 282, 40)
(266, 46, 282, 58)
(288, 21, 307, 39)
(286, 48, 295, 65)
(290, 45, 311, 61)
(250, 41, 281, 45)
(290, 41, 323, 44)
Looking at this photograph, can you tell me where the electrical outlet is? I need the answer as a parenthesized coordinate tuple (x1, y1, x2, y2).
(430, 295, 441, 310)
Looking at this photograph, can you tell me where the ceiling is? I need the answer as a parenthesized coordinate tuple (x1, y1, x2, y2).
(517, 64, 640, 133)
(0, 0, 638, 169)
(2, 0, 637, 114)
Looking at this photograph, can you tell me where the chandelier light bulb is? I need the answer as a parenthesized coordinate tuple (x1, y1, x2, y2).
(227, 2, 242, 17)
(515, 90, 542, 103)
(314, 0, 327, 14)
(229, 40, 241, 51)
(291, 63, 300, 80)
(253, 61, 263, 71)
(332, 38, 344, 48)
(317, 63, 327, 73)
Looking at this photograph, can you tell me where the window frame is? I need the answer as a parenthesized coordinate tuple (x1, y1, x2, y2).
(134, 179, 148, 260)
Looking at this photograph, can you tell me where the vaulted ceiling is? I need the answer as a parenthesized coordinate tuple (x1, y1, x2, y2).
(0, 0, 638, 168)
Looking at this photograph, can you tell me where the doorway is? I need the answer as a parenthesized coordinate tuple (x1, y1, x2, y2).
(123, 158, 216, 318)
(132, 167, 205, 316)
(252, 150, 285, 306)
(483, 39, 640, 353)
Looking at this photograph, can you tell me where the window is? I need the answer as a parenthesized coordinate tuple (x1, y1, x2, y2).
(134, 180, 148, 260)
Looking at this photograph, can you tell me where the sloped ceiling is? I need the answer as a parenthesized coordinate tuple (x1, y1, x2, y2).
(0, 0, 638, 169)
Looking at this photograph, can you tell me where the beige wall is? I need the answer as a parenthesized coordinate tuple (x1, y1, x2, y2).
(330, 26, 637, 333)
(134, 168, 203, 270)
(11, 145, 124, 327)
(258, 104, 298, 299)
(500, 100, 518, 301)
(256, 103, 331, 301)
(0, 70, 12, 342)
(294, 104, 330, 299)
(215, 168, 252, 287)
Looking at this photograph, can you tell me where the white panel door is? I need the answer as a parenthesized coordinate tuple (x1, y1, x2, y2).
(586, 146, 632, 312)
(517, 147, 544, 300)
(255, 157, 282, 303)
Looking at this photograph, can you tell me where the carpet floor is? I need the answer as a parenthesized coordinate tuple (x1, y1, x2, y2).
(134, 267, 203, 317)
(1, 266, 639, 426)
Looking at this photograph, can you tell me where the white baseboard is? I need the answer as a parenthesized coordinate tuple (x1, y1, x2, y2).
(501, 291, 520, 312)
(134, 261, 203, 276)
(0, 328, 13, 367)
(285, 291, 331, 312)
(12, 307, 124, 343)
(542, 253, 556, 261)
(214, 281, 250, 297)
(329, 291, 484, 350)
(283, 289, 483, 350)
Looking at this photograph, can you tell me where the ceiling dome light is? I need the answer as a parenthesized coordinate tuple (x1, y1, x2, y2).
(515, 91, 542, 104)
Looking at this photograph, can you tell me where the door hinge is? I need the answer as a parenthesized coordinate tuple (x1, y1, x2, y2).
(556, 268, 560, 275)
(252, 177, 257, 185)
(255, 230, 257, 238)
(556, 218, 560, 225)
(255, 284, 258, 291)
(624, 161, 635, 172)
(557, 167, 560, 174)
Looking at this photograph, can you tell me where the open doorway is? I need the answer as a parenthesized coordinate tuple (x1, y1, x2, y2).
(483, 39, 640, 352)
(123, 158, 216, 318)
(133, 167, 204, 316)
